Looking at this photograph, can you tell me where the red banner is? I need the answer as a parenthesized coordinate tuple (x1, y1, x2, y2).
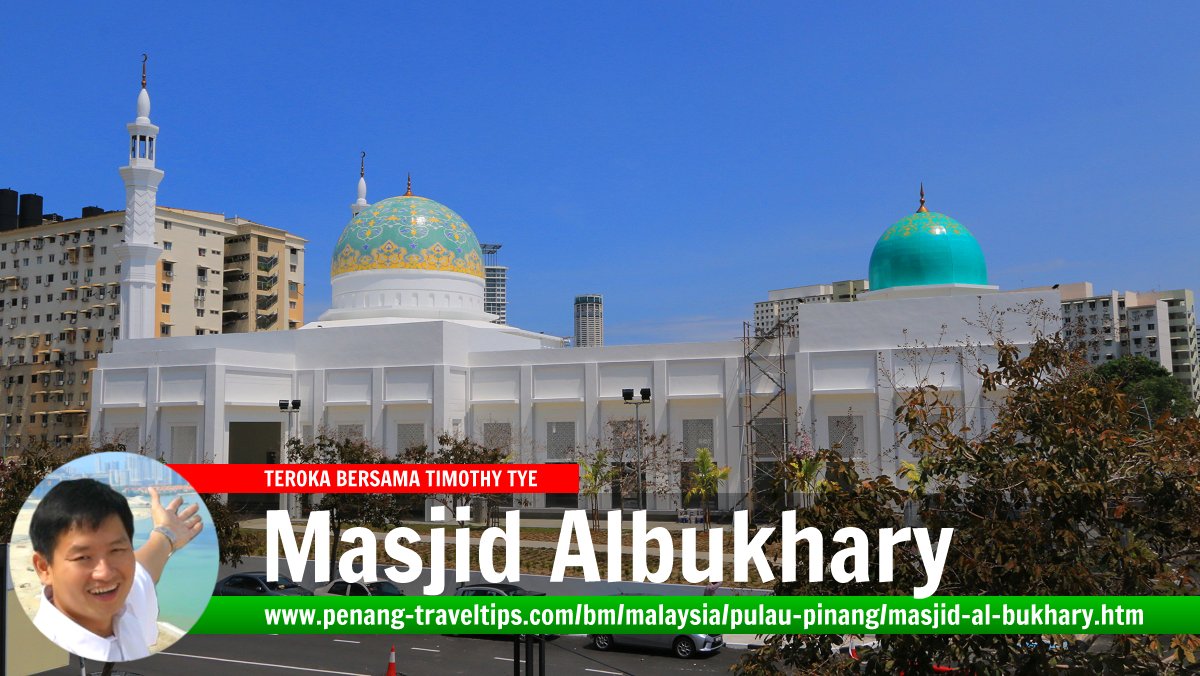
(168, 463, 579, 494)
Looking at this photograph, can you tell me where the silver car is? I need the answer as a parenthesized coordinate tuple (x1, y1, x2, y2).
(590, 632, 724, 659)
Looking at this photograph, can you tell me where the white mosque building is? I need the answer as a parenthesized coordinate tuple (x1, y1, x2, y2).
(91, 75, 1058, 511)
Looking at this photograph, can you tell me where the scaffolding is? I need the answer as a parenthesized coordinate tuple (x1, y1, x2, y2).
(742, 312, 796, 520)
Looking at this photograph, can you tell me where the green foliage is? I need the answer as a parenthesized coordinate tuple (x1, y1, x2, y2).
(683, 447, 729, 529)
(736, 332, 1200, 674)
(576, 445, 619, 529)
(0, 443, 88, 543)
(1094, 355, 1194, 420)
(1094, 354, 1172, 384)
(287, 433, 413, 577)
(200, 493, 252, 567)
(397, 432, 510, 516)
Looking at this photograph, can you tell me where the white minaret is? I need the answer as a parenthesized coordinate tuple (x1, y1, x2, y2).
(116, 55, 164, 341)
(351, 151, 368, 216)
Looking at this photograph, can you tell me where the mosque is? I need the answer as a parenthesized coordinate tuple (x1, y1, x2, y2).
(91, 74, 1057, 512)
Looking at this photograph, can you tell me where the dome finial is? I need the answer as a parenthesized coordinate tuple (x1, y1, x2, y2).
(141, 53, 148, 89)
(404, 173, 413, 196)
(354, 152, 368, 209)
(916, 182, 928, 213)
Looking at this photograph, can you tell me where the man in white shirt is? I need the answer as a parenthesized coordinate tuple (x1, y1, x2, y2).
(30, 478, 203, 663)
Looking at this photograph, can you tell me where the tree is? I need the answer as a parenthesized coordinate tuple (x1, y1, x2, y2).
(200, 492, 253, 567)
(736, 329, 1200, 674)
(0, 442, 88, 543)
(602, 419, 686, 508)
(575, 444, 619, 530)
(1094, 355, 1194, 420)
(682, 447, 729, 529)
(286, 433, 410, 578)
(397, 432, 510, 520)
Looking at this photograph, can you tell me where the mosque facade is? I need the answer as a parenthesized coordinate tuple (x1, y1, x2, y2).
(90, 78, 1058, 511)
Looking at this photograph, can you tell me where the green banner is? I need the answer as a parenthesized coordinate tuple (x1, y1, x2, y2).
(190, 595, 1200, 635)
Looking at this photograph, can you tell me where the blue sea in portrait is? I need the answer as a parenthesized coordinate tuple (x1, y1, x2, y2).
(130, 497, 220, 631)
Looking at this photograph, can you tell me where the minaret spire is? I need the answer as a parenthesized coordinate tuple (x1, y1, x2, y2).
(404, 173, 413, 196)
(351, 151, 368, 216)
(117, 54, 165, 342)
(916, 182, 928, 213)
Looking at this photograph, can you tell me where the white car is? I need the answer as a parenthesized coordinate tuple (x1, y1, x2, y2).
(314, 579, 405, 596)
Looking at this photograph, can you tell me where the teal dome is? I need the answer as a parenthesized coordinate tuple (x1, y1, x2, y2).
(868, 209, 988, 290)
(332, 194, 483, 279)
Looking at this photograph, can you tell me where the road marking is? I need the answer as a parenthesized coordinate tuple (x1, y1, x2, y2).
(332, 640, 360, 644)
(157, 652, 369, 675)
(585, 670, 622, 675)
(494, 657, 515, 662)
(411, 647, 440, 652)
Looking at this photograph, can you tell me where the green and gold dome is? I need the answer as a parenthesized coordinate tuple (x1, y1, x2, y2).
(868, 188, 988, 291)
(331, 191, 483, 279)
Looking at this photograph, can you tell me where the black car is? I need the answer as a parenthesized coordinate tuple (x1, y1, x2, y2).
(213, 572, 313, 596)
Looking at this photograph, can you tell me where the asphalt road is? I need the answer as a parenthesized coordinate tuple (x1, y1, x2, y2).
(37, 633, 743, 676)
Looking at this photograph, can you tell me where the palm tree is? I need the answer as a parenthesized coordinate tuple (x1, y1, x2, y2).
(684, 447, 729, 530)
(578, 446, 618, 530)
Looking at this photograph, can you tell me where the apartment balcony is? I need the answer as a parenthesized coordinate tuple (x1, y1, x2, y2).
(222, 310, 248, 325)
(256, 255, 278, 272)
(256, 275, 277, 291)
(256, 294, 278, 310)
(255, 312, 277, 329)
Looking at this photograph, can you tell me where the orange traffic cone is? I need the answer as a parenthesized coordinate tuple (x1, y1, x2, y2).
(385, 645, 396, 676)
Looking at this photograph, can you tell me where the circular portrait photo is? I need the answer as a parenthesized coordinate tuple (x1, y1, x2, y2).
(9, 452, 219, 663)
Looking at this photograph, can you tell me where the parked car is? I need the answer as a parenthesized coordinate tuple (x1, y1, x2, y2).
(453, 583, 546, 597)
(590, 632, 724, 658)
(213, 572, 313, 596)
(315, 579, 405, 596)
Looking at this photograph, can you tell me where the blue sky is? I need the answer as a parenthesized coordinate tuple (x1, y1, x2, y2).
(3, 3, 1197, 343)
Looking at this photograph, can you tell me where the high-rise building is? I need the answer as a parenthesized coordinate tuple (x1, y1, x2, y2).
(1025, 282, 1198, 415)
(1140, 289, 1198, 409)
(0, 65, 305, 449)
(481, 242, 507, 325)
(221, 219, 307, 332)
(753, 279, 868, 335)
(574, 293, 603, 347)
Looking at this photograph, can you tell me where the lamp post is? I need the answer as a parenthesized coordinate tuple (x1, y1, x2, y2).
(279, 399, 301, 517)
(622, 387, 651, 510)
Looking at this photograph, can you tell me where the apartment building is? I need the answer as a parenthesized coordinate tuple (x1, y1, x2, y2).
(222, 219, 306, 332)
(1041, 282, 1197, 414)
(753, 279, 868, 335)
(0, 205, 304, 448)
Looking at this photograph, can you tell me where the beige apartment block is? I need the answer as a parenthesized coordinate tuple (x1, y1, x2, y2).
(1, 208, 305, 449)
(221, 219, 306, 332)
